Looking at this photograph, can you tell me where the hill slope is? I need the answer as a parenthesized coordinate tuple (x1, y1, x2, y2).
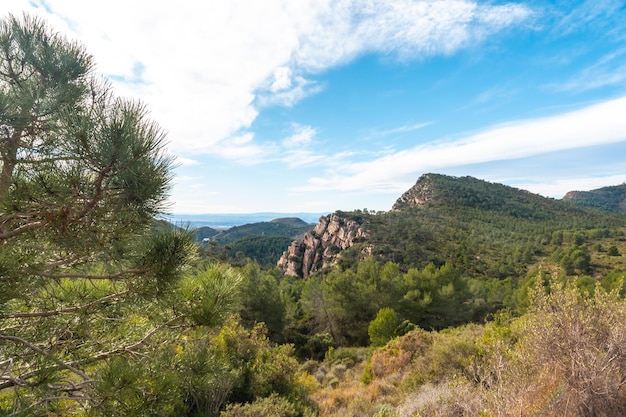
(212, 217, 314, 244)
(279, 173, 626, 278)
(563, 183, 626, 213)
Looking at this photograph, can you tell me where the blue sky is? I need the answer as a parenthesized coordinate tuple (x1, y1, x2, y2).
(4, 0, 626, 214)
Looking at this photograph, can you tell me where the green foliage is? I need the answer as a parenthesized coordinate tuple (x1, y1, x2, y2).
(554, 245, 591, 275)
(237, 262, 286, 341)
(0, 14, 222, 414)
(178, 263, 243, 327)
(227, 235, 294, 266)
(564, 183, 626, 213)
(90, 355, 185, 417)
(298, 333, 336, 362)
(211, 218, 313, 245)
(368, 308, 399, 347)
(212, 317, 316, 415)
(300, 260, 478, 347)
(176, 338, 237, 417)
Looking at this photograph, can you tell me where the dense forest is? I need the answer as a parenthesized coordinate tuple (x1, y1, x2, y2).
(3, 14, 626, 417)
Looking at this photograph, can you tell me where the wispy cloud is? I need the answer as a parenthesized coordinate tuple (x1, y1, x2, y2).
(276, 124, 358, 169)
(471, 83, 522, 106)
(370, 122, 433, 137)
(203, 133, 279, 165)
(550, 0, 624, 37)
(549, 48, 626, 92)
(257, 72, 324, 108)
(295, 96, 626, 193)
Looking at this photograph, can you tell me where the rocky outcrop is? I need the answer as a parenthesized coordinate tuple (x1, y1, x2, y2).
(392, 173, 438, 210)
(277, 212, 370, 278)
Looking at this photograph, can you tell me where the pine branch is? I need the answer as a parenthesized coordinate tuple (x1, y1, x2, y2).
(0, 290, 130, 319)
(0, 220, 46, 240)
(0, 315, 185, 390)
(87, 314, 185, 361)
(0, 334, 92, 383)
(39, 268, 148, 280)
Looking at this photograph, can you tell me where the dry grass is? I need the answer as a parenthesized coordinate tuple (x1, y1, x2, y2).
(312, 378, 398, 417)
(307, 284, 626, 417)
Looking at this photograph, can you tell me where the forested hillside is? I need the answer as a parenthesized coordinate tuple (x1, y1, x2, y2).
(211, 217, 313, 244)
(196, 217, 315, 267)
(281, 174, 626, 279)
(563, 182, 626, 212)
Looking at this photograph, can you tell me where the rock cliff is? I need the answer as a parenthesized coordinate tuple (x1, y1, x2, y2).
(391, 173, 438, 210)
(277, 212, 370, 277)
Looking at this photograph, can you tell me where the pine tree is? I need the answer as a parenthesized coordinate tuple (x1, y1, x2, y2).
(0, 14, 203, 413)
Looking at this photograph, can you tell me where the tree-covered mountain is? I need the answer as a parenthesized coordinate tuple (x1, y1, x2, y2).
(562, 182, 626, 213)
(193, 217, 316, 267)
(211, 217, 314, 244)
(194, 226, 220, 241)
(279, 173, 626, 279)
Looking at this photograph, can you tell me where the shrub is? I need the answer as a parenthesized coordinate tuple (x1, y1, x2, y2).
(368, 328, 433, 380)
(521, 279, 626, 416)
(608, 245, 621, 256)
(369, 308, 400, 347)
(220, 394, 298, 417)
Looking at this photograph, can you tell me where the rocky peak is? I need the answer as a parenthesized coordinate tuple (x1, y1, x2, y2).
(392, 173, 439, 211)
(277, 212, 370, 278)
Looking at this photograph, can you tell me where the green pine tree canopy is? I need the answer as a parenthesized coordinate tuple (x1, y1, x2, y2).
(0, 14, 241, 414)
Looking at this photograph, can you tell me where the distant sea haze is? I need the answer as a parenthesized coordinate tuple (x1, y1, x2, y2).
(164, 212, 328, 229)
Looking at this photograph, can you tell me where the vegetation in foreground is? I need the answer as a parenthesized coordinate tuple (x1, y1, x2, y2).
(309, 277, 626, 417)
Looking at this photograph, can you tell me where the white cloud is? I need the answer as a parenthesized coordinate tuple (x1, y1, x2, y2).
(296, 96, 626, 193)
(2, 0, 533, 158)
(257, 75, 324, 108)
(270, 67, 293, 92)
(292, 0, 533, 70)
(204, 133, 278, 165)
(282, 124, 317, 148)
(174, 156, 200, 167)
(550, 0, 623, 37)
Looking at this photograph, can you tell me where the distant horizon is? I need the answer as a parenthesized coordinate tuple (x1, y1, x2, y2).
(163, 212, 329, 228)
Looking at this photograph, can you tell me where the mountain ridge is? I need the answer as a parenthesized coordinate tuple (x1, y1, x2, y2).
(563, 182, 626, 213)
(278, 173, 626, 278)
